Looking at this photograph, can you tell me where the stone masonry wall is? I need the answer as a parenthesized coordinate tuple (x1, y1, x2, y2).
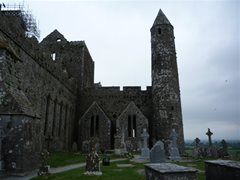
(0, 13, 78, 174)
(78, 86, 152, 150)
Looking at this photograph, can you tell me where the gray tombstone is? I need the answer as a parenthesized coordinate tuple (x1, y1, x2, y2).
(150, 140, 165, 163)
(169, 129, 181, 160)
(141, 128, 150, 159)
(206, 128, 213, 147)
(84, 138, 102, 176)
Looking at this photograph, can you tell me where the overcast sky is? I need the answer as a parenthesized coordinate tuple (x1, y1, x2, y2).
(5, 0, 240, 141)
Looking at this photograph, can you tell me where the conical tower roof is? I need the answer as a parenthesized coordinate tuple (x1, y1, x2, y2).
(152, 9, 172, 27)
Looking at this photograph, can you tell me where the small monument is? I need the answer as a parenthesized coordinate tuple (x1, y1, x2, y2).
(192, 137, 203, 158)
(114, 127, 127, 155)
(206, 128, 213, 147)
(219, 139, 229, 157)
(150, 140, 165, 163)
(84, 138, 102, 176)
(140, 128, 150, 159)
(37, 149, 50, 176)
(169, 129, 181, 161)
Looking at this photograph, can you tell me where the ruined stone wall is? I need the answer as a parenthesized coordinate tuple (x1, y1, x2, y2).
(40, 30, 94, 90)
(0, 14, 77, 174)
(78, 86, 152, 150)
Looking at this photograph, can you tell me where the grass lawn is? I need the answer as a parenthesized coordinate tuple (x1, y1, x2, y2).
(47, 152, 86, 167)
(33, 160, 145, 180)
(41, 149, 240, 180)
(47, 151, 125, 167)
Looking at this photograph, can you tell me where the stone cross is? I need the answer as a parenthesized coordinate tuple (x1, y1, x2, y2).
(169, 129, 181, 160)
(141, 128, 149, 148)
(194, 137, 200, 148)
(141, 128, 150, 159)
(206, 128, 213, 147)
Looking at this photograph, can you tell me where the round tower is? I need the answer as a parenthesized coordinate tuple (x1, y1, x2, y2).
(151, 9, 184, 154)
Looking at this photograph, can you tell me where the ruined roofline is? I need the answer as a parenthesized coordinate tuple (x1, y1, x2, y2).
(93, 86, 152, 92)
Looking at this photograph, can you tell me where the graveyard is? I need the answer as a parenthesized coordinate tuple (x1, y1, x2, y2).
(30, 129, 239, 180)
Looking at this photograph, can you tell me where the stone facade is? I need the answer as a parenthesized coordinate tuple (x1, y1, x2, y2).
(0, 8, 184, 175)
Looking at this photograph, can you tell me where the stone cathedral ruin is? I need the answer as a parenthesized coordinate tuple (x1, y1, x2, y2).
(0, 5, 184, 175)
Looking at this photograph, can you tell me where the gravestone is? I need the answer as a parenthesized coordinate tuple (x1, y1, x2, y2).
(192, 137, 202, 158)
(205, 160, 240, 180)
(150, 140, 165, 163)
(220, 139, 229, 157)
(114, 127, 127, 155)
(37, 149, 50, 176)
(84, 139, 102, 176)
(169, 129, 181, 161)
(206, 128, 213, 147)
(140, 128, 150, 159)
(145, 163, 197, 180)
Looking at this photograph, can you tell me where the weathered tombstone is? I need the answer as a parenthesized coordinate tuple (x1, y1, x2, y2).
(205, 160, 240, 180)
(192, 137, 201, 158)
(206, 128, 213, 147)
(140, 128, 150, 159)
(169, 129, 181, 161)
(72, 141, 78, 152)
(84, 139, 102, 175)
(114, 127, 127, 155)
(0, 128, 6, 174)
(145, 163, 197, 180)
(218, 139, 229, 157)
(37, 149, 50, 176)
(150, 140, 165, 163)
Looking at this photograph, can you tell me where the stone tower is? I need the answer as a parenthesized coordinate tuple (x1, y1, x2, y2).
(151, 9, 184, 153)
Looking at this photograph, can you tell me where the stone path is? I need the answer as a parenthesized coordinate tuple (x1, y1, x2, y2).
(2, 158, 126, 180)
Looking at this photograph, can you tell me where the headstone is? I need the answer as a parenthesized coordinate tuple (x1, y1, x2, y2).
(150, 140, 165, 163)
(145, 163, 197, 180)
(37, 149, 50, 176)
(84, 139, 102, 176)
(72, 142, 78, 152)
(205, 160, 240, 180)
(169, 129, 181, 161)
(206, 128, 213, 147)
(140, 128, 150, 159)
(192, 137, 202, 158)
(221, 139, 229, 157)
(114, 127, 127, 155)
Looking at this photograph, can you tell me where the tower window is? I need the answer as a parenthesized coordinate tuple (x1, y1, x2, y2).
(51, 53, 56, 61)
(158, 28, 162, 34)
(57, 38, 61, 42)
